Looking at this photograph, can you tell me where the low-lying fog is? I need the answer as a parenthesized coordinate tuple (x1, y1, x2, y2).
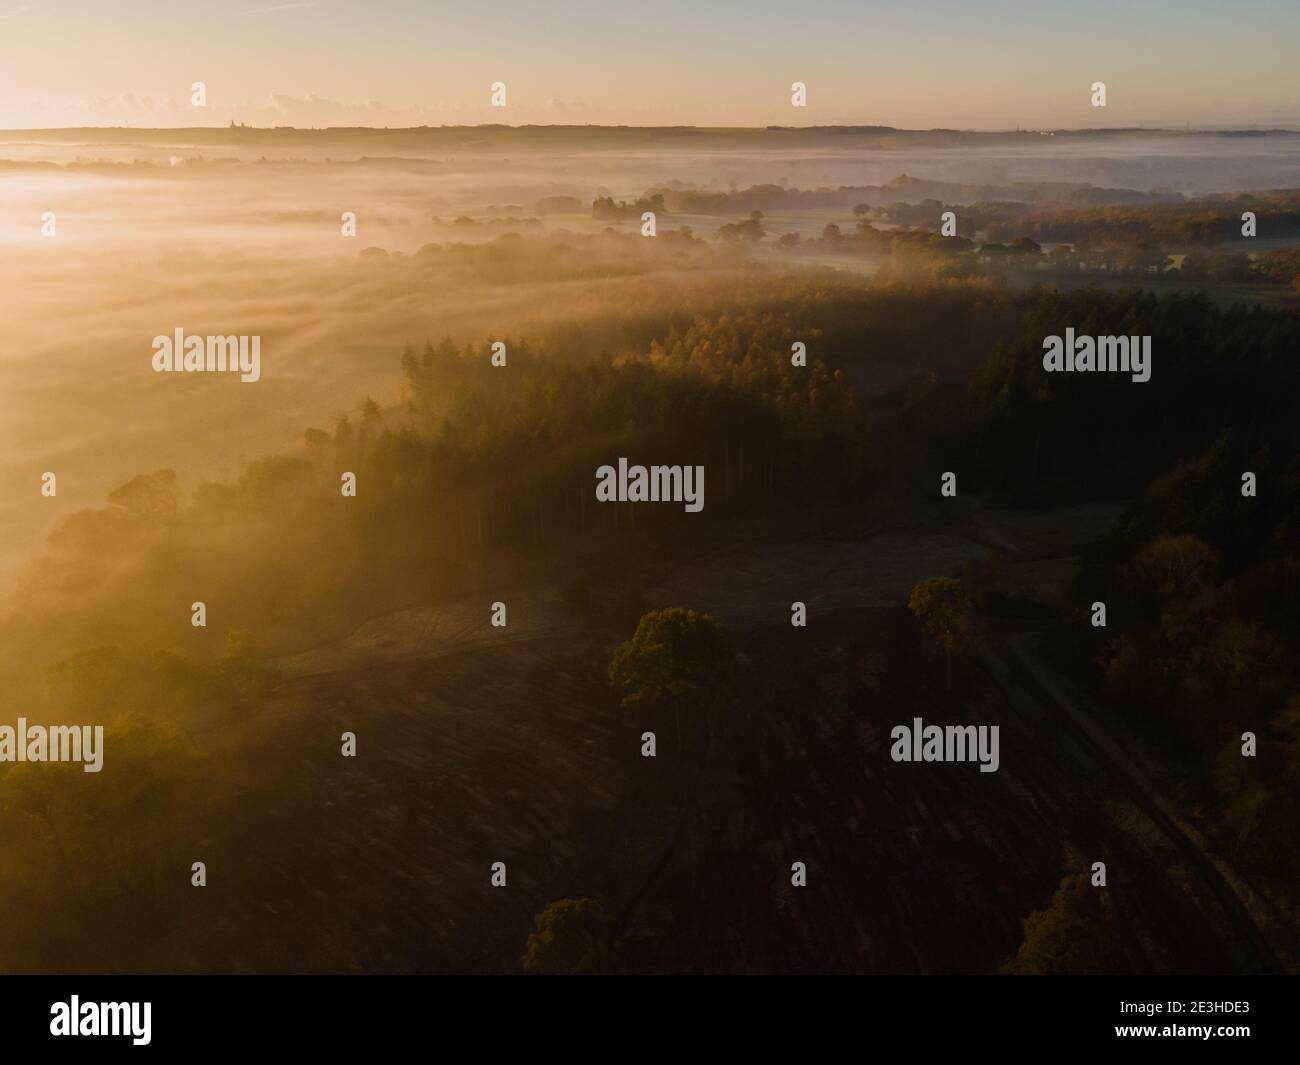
(1, 128, 1297, 588)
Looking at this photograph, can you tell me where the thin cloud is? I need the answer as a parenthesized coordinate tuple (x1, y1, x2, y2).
(243, 1, 319, 13)
(0, 5, 33, 18)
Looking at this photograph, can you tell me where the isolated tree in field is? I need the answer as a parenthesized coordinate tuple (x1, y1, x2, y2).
(608, 607, 727, 748)
(522, 897, 616, 975)
(907, 576, 973, 690)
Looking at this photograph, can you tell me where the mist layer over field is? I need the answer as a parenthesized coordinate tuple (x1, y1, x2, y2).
(0, 134, 764, 585)
(0, 126, 1297, 973)
(2, 127, 1298, 586)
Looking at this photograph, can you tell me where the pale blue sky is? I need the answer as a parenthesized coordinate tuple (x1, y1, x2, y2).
(1, 0, 1296, 128)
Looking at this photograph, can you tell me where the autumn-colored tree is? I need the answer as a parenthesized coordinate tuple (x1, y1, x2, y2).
(1125, 533, 1220, 607)
(907, 576, 973, 690)
(522, 897, 617, 975)
(1001, 874, 1137, 974)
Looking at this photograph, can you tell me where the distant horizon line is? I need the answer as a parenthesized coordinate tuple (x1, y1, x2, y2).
(3, 122, 1299, 136)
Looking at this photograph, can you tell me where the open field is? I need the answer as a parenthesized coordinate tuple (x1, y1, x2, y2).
(49, 493, 1269, 973)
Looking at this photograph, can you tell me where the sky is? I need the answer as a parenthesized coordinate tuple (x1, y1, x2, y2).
(1, 0, 1297, 130)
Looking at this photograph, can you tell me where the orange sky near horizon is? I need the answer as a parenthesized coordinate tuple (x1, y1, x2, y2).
(0, 0, 1297, 131)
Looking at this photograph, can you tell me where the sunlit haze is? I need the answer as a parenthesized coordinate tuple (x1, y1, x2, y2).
(1, 0, 1298, 130)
